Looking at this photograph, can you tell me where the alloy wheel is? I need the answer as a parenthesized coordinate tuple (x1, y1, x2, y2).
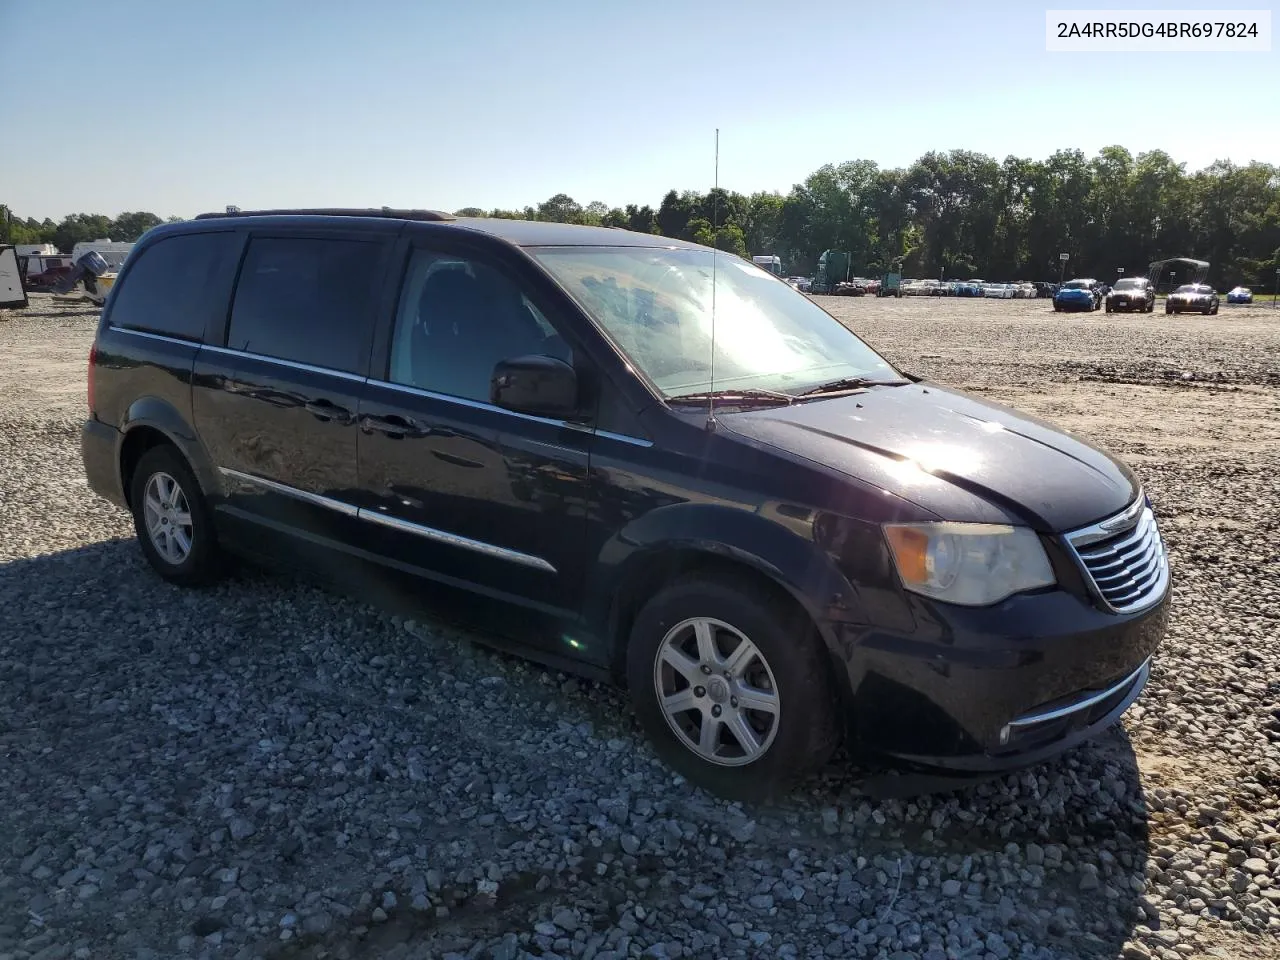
(653, 617, 781, 766)
(143, 471, 194, 565)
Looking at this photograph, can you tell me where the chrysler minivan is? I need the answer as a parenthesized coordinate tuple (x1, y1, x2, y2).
(82, 209, 1170, 798)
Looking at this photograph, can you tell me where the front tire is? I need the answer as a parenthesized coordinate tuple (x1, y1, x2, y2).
(626, 575, 838, 800)
(129, 446, 223, 587)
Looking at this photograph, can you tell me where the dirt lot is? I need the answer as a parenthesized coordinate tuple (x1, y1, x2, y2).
(1, 294, 1278, 960)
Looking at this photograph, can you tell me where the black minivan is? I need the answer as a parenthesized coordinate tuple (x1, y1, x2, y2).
(82, 209, 1170, 798)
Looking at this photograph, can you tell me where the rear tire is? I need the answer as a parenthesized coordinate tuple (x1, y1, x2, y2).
(129, 446, 224, 587)
(626, 575, 838, 801)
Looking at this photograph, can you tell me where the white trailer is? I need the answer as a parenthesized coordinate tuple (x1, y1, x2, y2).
(1, 246, 28, 308)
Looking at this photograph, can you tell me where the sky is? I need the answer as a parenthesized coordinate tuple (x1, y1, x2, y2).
(1, 0, 1276, 221)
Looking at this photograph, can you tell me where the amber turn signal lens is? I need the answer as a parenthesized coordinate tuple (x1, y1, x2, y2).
(884, 525, 930, 585)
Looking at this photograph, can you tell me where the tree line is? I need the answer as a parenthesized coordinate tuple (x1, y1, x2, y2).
(6, 146, 1278, 288)
(464, 147, 1280, 289)
(0, 208, 182, 254)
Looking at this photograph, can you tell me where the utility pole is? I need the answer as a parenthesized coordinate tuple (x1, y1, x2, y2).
(1273, 266, 1278, 310)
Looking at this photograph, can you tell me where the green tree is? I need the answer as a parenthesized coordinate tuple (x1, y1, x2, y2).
(111, 211, 163, 242)
(625, 204, 657, 233)
(51, 213, 116, 253)
(601, 207, 629, 228)
(656, 190, 696, 238)
(536, 193, 585, 224)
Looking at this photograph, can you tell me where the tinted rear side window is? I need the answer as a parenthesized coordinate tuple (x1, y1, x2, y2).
(227, 237, 382, 374)
(106, 231, 239, 341)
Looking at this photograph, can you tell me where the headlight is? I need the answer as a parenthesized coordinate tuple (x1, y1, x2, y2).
(883, 522, 1056, 606)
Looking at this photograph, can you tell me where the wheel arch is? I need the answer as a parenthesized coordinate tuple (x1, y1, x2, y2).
(588, 504, 859, 691)
(117, 397, 219, 508)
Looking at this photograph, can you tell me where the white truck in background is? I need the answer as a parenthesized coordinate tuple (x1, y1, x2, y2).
(751, 255, 782, 276)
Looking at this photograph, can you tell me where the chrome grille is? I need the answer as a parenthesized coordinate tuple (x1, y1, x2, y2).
(1065, 496, 1169, 613)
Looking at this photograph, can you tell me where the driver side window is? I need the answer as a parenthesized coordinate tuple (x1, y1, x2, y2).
(388, 250, 572, 403)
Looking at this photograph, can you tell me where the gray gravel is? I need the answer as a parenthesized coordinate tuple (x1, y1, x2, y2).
(1, 295, 1278, 960)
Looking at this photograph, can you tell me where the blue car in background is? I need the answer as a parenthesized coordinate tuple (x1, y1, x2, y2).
(1227, 286, 1253, 304)
(1054, 278, 1100, 312)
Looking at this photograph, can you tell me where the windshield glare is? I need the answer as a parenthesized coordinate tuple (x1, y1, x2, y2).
(1113, 279, 1142, 290)
(1063, 280, 1090, 289)
(531, 246, 898, 397)
(1175, 284, 1205, 294)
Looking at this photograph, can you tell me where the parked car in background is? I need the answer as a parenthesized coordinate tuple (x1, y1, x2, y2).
(1054, 279, 1101, 312)
(1105, 277, 1156, 313)
(1227, 286, 1253, 304)
(1015, 282, 1037, 299)
(1166, 284, 1219, 315)
(1034, 282, 1059, 298)
(81, 208, 1170, 799)
(786, 276, 813, 293)
(983, 282, 1016, 299)
(21, 260, 74, 292)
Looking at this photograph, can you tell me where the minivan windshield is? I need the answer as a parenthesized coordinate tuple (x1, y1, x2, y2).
(531, 246, 899, 397)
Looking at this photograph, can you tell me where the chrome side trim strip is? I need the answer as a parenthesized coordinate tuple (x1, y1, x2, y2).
(358, 508, 557, 573)
(364, 378, 568, 427)
(200, 343, 368, 383)
(1006, 657, 1150, 732)
(217, 467, 556, 573)
(107, 325, 199, 348)
(594, 429, 654, 448)
(219, 467, 360, 517)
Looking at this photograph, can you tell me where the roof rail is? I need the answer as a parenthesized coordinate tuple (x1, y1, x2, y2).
(193, 207, 457, 222)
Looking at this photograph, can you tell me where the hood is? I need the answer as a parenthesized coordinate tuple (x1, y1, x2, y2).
(718, 383, 1138, 532)
(1056, 288, 1093, 298)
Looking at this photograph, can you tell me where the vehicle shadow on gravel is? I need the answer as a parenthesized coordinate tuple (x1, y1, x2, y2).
(0, 540, 1151, 960)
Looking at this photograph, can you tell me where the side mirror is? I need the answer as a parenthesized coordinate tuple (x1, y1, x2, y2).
(491, 355, 578, 418)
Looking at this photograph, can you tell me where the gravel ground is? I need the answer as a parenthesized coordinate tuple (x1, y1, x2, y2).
(1, 294, 1278, 960)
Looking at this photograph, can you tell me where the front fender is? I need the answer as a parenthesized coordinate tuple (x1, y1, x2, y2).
(119, 396, 221, 499)
(584, 501, 870, 664)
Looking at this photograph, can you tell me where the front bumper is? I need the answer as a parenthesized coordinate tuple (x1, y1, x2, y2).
(841, 582, 1170, 773)
(1107, 298, 1149, 311)
(1054, 298, 1094, 311)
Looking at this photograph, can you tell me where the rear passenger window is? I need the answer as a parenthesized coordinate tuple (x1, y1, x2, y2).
(227, 237, 382, 374)
(106, 231, 238, 341)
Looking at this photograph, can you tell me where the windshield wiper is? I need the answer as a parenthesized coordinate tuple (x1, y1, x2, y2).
(795, 376, 911, 398)
(667, 387, 796, 406)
